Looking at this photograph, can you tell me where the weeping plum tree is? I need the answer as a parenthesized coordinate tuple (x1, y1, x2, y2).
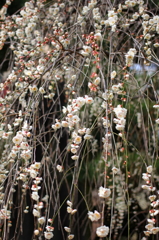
(1, 0, 159, 239)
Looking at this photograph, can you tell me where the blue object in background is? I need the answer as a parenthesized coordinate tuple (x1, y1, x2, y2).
(130, 63, 158, 76)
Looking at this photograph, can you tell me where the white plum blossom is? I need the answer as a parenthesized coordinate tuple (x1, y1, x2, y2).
(67, 205, 77, 215)
(39, 87, 45, 94)
(52, 121, 61, 131)
(34, 229, 39, 235)
(29, 85, 38, 93)
(85, 95, 94, 104)
(116, 124, 125, 131)
(113, 105, 127, 131)
(29, 169, 38, 178)
(64, 227, 71, 232)
(67, 200, 72, 207)
(71, 209, 77, 215)
(96, 225, 109, 237)
(62, 121, 69, 127)
(33, 209, 40, 217)
(72, 115, 80, 123)
(93, 77, 101, 85)
(151, 227, 159, 234)
(12, 134, 23, 145)
(94, 32, 102, 41)
(31, 192, 39, 201)
(20, 142, 29, 149)
(156, 119, 159, 124)
(81, 46, 92, 56)
(31, 185, 41, 191)
(76, 97, 86, 107)
(125, 48, 137, 66)
(45, 226, 54, 231)
(147, 165, 152, 173)
(68, 234, 74, 239)
(71, 147, 78, 154)
(114, 105, 127, 119)
(88, 210, 101, 221)
(44, 231, 54, 239)
(31, 162, 41, 169)
(112, 167, 119, 174)
(78, 128, 86, 135)
(149, 195, 156, 202)
(20, 150, 32, 160)
(67, 207, 73, 213)
(98, 186, 111, 198)
(111, 71, 116, 79)
(153, 104, 159, 108)
(38, 217, 45, 224)
(16, 29, 24, 39)
(84, 134, 92, 140)
(71, 155, 79, 160)
(142, 173, 150, 181)
(56, 165, 64, 172)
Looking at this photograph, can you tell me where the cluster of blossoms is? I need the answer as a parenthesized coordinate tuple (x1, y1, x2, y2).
(88, 74, 101, 92)
(93, 186, 111, 237)
(52, 96, 93, 164)
(87, 187, 111, 238)
(88, 210, 101, 222)
(64, 200, 78, 239)
(111, 171, 127, 236)
(0, 207, 11, 220)
(105, 9, 118, 32)
(11, 121, 32, 163)
(142, 166, 159, 236)
(125, 48, 137, 67)
(52, 96, 93, 131)
(98, 186, 111, 199)
(113, 105, 127, 132)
